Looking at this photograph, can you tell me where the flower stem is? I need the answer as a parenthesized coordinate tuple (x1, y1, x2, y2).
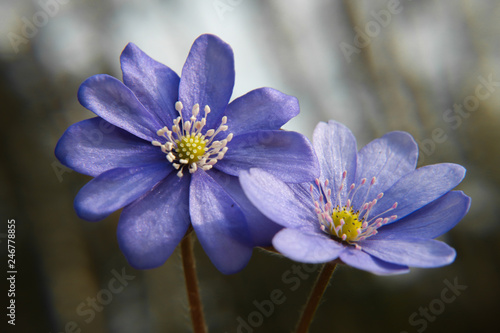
(295, 262, 337, 333)
(180, 233, 207, 333)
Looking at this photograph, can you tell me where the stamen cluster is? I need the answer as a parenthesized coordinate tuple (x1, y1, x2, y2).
(310, 171, 398, 249)
(152, 101, 233, 177)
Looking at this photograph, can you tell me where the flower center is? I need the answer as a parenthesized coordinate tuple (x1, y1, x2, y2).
(310, 171, 398, 249)
(330, 207, 362, 242)
(175, 135, 207, 164)
(151, 101, 233, 177)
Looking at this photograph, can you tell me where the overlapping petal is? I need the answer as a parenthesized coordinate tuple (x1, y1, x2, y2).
(74, 163, 171, 221)
(273, 228, 344, 263)
(339, 247, 409, 275)
(369, 163, 466, 223)
(360, 238, 456, 268)
(179, 34, 234, 129)
(190, 170, 253, 274)
(78, 74, 162, 141)
(55, 117, 165, 177)
(240, 168, 318, 232)
(121, 42, 180, 126)
(352, 131, 418, 209)
(373, 191, 470, 239)
(209, 169, 281, 246)
(313, 121, 357, 199)
(224, 88, 299, 137)
(216, 130, 319, 182)
(117, 173, 191, 269)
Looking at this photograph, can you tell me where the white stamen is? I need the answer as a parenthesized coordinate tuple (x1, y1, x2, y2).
(152, 102, 232, 178)
(175, 101, 183, 112)
(310, 170, 402, 245)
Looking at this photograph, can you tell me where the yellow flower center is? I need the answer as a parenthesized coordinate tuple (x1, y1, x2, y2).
(330, 207, 362, 242)
(175, 134, 207, 164)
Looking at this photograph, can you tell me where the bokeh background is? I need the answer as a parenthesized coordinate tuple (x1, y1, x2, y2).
(1, 0, 499, 332)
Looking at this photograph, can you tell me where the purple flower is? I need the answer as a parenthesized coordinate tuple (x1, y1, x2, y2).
(240, 120, 470, 275)
(55, 34, 318, 274)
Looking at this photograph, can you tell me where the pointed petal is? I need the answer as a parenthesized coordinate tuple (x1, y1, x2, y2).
(352, 131, 418, 209)
(117, 172, 191, 269)
(179, 34, 234, 129)
(208, 169, 281, 246)
(190, 170, 252, 274)
(74, 164, 171, 221)
(120, 43, 180, 126)
(239, 168, 319, 232)
(216, 130, 319, 182)
(368, 163, 466, 223)
(312, 121, 357, 201)
(272, 228, 344, 263)
(373, 191, 471, 240)
(360, 238, 456, 268)
(339, 247, 409, 275)
(78, 74, 162, 141)
(55, 117, 165, 177)
(224, 88, 299, 136)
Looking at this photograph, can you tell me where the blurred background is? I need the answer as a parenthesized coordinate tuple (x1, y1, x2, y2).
(1, 0, 499, 332)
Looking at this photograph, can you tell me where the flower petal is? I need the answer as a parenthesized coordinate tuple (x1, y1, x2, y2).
(224, 88, 299, 137)
(352, 131, 418, 209)
(120, 42, 180, 126)
(78, 74, 162, 141)
(313, 121, 357, 200)
(208, 169, 282, 246)
(368, 163, 466, 223)
(216, 130, 319, 182)
(74, 163, 171, 221)
(360, 238, 456, 268)
(178, 34, 234, 129)
(272, 228, 344, 263)
(339, 247, 409, 275)
(55, 117, 166, 177)
(239, 168, 319, 232)
(117, 172, 191, 269)
(373, 191, 471, 240)
(190, 170, 252, 274)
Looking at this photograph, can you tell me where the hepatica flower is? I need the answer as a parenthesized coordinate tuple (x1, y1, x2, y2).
(55, 34, 318, 274)
(241, 120, 470, 275)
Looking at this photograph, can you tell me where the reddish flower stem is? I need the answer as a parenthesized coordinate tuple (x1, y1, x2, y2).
(295, 262, 337, 333)
(180, 233, 207, 333)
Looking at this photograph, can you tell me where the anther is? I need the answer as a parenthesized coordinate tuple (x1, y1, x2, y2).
(175, 101, 183, 112)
